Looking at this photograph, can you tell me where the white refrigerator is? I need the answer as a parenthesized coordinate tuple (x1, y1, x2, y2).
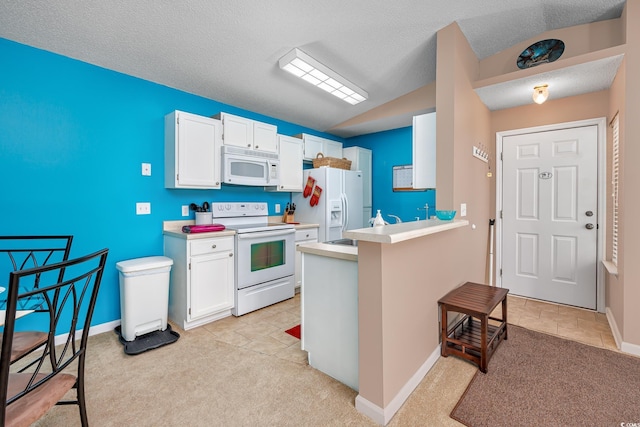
(293, 168, 364, 242)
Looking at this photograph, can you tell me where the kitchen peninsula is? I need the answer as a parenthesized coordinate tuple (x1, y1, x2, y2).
(298, 218, 469, 425)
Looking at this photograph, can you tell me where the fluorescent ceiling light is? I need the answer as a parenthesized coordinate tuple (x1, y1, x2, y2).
(279, 48, 368, 105)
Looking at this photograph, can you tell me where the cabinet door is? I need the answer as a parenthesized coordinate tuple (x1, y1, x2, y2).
(172, 112, 220, 189)
(303, 135, 324, 161)
(222, 113, 253, 149)
(295, 228, 318, 289)
(324, 139, 343, 159)
(253, 121, 278, 153)
(276, 135, 303, 191)
(189, 250, 234, 320)
(412, 112, 436, 189)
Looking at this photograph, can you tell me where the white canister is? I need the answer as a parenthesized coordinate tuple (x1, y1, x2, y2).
(195, 212, 213, 225)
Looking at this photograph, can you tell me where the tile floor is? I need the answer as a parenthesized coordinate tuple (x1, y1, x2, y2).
(496, 294, 618, 350)
(200, 291, 618, 367)
(201, 293, 308, 364)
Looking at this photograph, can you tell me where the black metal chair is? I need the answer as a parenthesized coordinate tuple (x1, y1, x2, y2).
(0, 236, 74, 364)
(0, 247, 109, 427)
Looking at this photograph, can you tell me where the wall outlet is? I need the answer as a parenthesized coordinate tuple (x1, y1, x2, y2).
(460, 203, 467, 217)
(275, 204, 281, 214)
(141, 163, 151, 176)
(136, 202, 151, 215)
(182, 205, 189, 216)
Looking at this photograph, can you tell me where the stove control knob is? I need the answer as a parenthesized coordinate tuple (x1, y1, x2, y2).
(260, 204, 265, 210)
(254, 204, 260, 210)
(225, 204, 231, 210)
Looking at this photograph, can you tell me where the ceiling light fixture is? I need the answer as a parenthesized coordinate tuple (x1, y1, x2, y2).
(279, 48, 368, 105)
(532, 84, 549, 104)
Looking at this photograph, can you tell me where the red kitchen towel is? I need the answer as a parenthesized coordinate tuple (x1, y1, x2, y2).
(182, 224, 226, 233)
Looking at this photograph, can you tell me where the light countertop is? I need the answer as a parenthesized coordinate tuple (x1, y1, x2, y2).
(163, 219, 318, 240)
(162, 220, 236, 240)
(343, 219, 468, 244)
(296, 242, 357, 262)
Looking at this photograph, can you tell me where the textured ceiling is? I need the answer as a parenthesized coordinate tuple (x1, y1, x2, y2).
(0, 0, 626, 136)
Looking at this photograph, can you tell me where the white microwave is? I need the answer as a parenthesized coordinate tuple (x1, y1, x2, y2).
(221, 146, 280, 186)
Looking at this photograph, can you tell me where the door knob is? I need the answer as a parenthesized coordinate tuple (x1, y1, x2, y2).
(585, 211, 594, 217)
(585, 223, 594, 230)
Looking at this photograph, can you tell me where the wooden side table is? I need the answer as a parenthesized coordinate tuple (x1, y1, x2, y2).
(438, 282, 509, 373)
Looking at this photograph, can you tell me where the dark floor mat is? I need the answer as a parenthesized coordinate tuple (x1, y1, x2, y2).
(114, 324, 180, 355)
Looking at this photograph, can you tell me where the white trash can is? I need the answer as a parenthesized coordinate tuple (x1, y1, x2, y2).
(116, 256, 173, 342)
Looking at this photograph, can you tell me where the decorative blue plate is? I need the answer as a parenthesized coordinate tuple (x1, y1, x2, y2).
(517, 39, 565, 69)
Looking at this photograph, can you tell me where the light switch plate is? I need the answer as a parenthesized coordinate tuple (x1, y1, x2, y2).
(182, 205, 189, 216)
(136, 202, 151, 215)
(141, 163, 151, 176)
(461, 203, 467, 217)
(275, 204, 281, 214)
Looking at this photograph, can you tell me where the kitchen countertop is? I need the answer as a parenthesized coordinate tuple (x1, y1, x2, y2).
(296, 242, 357, 262)
(162, 220, 236, 240)
(343, 219, 469, 244)
(163, 219, 318, 239)
(268, 216, 319, 230)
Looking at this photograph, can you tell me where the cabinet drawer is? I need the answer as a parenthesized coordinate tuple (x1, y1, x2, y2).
(190, 237, 234, 256)
(295, 228, 318, 241)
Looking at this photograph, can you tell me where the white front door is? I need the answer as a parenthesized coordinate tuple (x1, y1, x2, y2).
(502, 125, 598, 309)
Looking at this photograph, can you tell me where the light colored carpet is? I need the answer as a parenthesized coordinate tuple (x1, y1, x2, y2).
(32, 323, 475, 426)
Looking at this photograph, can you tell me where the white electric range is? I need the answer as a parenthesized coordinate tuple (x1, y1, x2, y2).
(212, 202, 295, 316)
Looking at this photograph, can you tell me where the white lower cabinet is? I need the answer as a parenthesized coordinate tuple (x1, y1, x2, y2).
(295, 227, 318, 291)
(164, 234, 235, 330)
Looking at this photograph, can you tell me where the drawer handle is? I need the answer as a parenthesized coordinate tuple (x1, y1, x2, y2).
(212, 244, 217, 249)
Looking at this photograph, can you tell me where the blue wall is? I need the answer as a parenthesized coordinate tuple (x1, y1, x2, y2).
(0, 38, 344, 328)
(346, 128, 435, 223)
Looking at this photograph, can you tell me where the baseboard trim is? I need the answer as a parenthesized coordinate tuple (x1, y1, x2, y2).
(606, 307, 640, 357)
(355, 345, 441, 425)
(606, 307, 622, 349)
(54, 319, 121, 347)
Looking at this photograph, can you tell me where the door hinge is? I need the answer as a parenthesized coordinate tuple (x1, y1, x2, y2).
(176, 116, 179, 125)
(500, 152, 503, 161)
(188, 262, 191, 270)
(188, 308, 191, 315)
(500, 268, 503, 276)
(500, 210, 503, 219)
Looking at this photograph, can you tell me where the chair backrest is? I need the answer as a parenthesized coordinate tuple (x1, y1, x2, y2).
(0, 236, 74, 291)
(0, 247, 109, 425)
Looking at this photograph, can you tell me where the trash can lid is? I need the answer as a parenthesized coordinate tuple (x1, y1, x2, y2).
(116, 256, 173, 273)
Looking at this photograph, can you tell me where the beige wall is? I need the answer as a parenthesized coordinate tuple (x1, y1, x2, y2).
(607, 56, 624, 333)
(621, 0, 640, 346)
(436, 22, 492, 283)
(357, 229, 468, 408)
(478, 18, 624, 80)
(357, 21, 493, 414)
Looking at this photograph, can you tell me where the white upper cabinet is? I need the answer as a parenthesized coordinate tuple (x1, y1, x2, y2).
(215, 112, 278, 153)
(266, 135, 303, 192)
(298, 133, 343, 161)
(165, 110, 222, 189)
(324, 139, 343, 159)
(412, 112, 436, 189)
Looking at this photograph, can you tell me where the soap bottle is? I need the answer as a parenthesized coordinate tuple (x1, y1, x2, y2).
(374, 210, 385, 226)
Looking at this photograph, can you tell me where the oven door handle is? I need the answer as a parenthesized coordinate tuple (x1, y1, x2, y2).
(236, 229, 295, 240)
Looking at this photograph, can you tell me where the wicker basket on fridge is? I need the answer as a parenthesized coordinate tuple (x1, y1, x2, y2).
(312, 153, 352, 170)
